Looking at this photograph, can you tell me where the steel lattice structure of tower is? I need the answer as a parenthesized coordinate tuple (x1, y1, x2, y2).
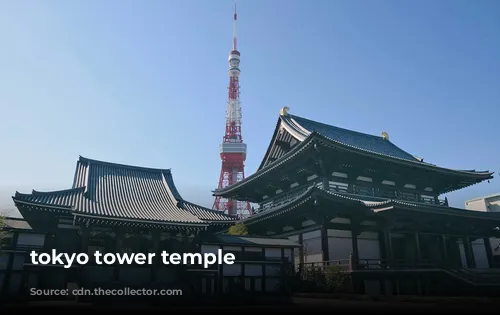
(213, 4, 252, 219)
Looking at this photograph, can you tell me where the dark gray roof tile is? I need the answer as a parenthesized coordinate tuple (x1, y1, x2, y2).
(286, 114, 420, 162)
(13, 156, 236, 225)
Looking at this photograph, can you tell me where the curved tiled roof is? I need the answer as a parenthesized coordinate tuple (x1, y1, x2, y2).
(244, 186, 500, 225)
(284, 114, 420, 162)
(215, 111, 492, 197)
(13, 156, 236, 226)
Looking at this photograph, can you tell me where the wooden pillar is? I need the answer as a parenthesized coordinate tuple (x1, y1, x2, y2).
(414, 233, 421, 265)
(383, 228, 394, 266)
(261, 247, 266, 292)
(150, 231, 160, 282)
(78, 227, 89, 287)
(114, 229, 123, 281)
(1, 231, 19, 296)
(483, 237, 494, 268)
(320, 224, 330, 262)
(322, 177, 329, 191)
(441, 235, 448, 267)
(218, 245, 224, 295)
(448, 237, 461, 268)
(463, 237, 476, 269)
(298, 233, 304, 272)
(280, 247, 286, 294)
(350, 221, 359, 270)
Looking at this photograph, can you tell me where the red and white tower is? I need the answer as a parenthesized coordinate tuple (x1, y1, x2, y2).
(213, 4, 252, 219)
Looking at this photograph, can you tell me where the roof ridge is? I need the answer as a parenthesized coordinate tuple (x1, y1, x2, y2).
(289, 114, 388, 142)
(31, 187, 85, 196)
(79, 156, 172, 173)
(181, 199, 236, 216)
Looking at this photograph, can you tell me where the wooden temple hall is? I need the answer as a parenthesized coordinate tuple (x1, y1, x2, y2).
(213, 107, 500, 296)
(2, 156, 299, 302)
(2, 107, 500, 301)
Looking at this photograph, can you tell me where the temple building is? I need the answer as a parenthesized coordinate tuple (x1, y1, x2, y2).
(465, 193, 500, 268)
(214, 107, 500, 295)
(1, 156, 299, 302)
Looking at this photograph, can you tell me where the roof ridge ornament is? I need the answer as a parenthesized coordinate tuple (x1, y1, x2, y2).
(280, 106, 290, 116)
(381, 131, 389, 141)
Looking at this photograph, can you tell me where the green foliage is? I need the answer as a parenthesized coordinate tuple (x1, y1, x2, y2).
(301, 264, 350, 293)
(228, 223, 248, 236)
(324, 265, 350, 292)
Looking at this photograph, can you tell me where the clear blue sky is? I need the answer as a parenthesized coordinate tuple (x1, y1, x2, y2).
(1, 0, 499, 216)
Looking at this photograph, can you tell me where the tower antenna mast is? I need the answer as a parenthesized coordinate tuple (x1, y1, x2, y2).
(213, 3, 252, 219)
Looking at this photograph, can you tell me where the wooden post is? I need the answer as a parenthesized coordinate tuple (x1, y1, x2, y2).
(79, 227, 89, 288)
(463, 237, 476, 269)
(483, 238, 494, 268)
(383, 228, 394, 267)
(218, 245, 224, 295)
(150, 230, 160, 282)
(415, 233, 422, 265)
(113, 229, 123, 281)
(1, 231, 19, 296)
(350, 222, 359, 270)
(320, 224, 330, 262)
(441, 235, 448, 267)
(261, 247, 266, 292)
(298, 233, 304, 273)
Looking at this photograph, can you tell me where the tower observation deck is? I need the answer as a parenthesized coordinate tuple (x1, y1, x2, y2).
(213, 4, 252, 219)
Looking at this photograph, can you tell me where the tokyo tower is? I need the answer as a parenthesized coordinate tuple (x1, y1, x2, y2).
(213, 4, 252, 219)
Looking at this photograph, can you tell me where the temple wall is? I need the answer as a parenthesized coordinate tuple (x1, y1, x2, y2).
(17, 232, 45, 247)
(357, 231, 381, 260)
(82, 266, 114, 284)
(302, 230, 322, 263)
(327, 229, 352, 261)
(119, 267, 151, 285)
(472, 239, 489, 268)
(327, 229, 381, 261)
(458, 239, 489, 268)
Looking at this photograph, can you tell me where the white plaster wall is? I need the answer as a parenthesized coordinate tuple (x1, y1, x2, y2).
(245, 264, 262, 276)
(326, 230, 381, 262)
(265, 248, 281, 259)
(358, 231, 381, 260)
(201, 244, 220, 254)
(223, 263, 242, 276)
(327, 229, 352, 261)
(17, 233, 45, 247)
(302, 230, 322, 263)
(458, 239, 489, 268)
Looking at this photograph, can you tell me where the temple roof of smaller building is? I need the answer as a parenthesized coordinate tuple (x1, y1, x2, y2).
(1, 217, 33, 230)
(13, 156, 235, 227)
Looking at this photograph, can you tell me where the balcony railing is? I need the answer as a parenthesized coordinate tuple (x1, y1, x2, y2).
(257, 180, 449, 212)
(300, 257, 438, 274)
(327, 182, 448, 206)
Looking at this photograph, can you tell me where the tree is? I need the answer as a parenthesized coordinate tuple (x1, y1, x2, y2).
(228, 223, 248, 236)
(0, 209, 13, 249)
(0, 214, 6, 249)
